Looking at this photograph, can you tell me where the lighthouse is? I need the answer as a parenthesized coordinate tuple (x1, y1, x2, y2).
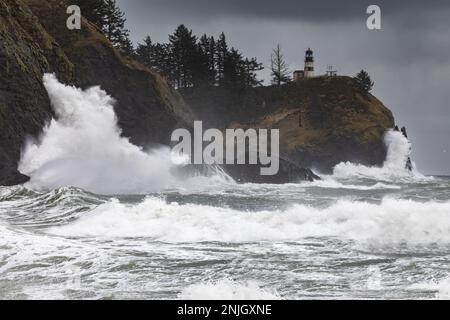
(293, 48, 315, 81)
(304, 48, 314, 78)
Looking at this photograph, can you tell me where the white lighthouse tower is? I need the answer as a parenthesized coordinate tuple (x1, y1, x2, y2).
(304, 48, 314, 78)
(293, 48, 316, 81)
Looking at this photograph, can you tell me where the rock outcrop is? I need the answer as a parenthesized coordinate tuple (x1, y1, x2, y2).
(224, 162, 320, 184)
(181, 77, 395, 174)
(395, 125, 413, 171)
(0, 0, 396, 186)
(0, 0, 194, 186)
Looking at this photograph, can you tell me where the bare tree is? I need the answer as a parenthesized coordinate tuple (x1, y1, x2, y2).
(270, 44, 291, 86)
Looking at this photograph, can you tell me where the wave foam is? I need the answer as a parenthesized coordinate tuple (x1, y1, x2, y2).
(409, 277, 450, 299)
(435, 279, 450, 299)
(301, 178, 401, 190)
(48, 197, 450, 245)
(333, 130, 428, 182)
(178, 279, 280, 300)
(19, 74, 231, 195)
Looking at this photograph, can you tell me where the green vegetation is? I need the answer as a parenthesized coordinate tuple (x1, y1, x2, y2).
(73, 0, 133, 55)
(135, 26, 263, 89)
(354, 69, 374, 94)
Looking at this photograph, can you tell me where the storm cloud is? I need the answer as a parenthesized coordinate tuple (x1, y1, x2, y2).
(118, 0, 450, 22)
(116, 0, 450, 174)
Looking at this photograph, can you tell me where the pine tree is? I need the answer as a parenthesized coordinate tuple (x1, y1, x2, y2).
(155, 43, 175, 82)
(74, 0, 133, 55)
(137, 27, 262, 89)
(169, 25, 198, 88)
(242, 57, 264, 87)
(136, 36, 153, 67)
(354, 69, 374, 94)
(216, 32, 228, 85)
(222, 49, 262, 88)
(198, 35, 217, 85)
(136, 37, 174, 82)
(270, 44, 290, 86)
(73, 0, 107, 29)
(103, 0, 132, 52)
(119, 36, 135, 56)
(223, 48, 242, 87)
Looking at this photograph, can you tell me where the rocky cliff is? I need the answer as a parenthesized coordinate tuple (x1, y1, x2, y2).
(0, 0, 396, 186)
(181, 76, 395, 174)
(0, 0, 194, 185)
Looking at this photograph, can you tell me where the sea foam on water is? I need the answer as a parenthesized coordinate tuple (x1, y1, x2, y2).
(48, 196, 450, 245)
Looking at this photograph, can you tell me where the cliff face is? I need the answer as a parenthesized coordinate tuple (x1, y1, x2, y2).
(181, 76, 395, 174)
(0, 0, 55, 185)
(0, 0, 395, 185)
(0, 0, 194, 186)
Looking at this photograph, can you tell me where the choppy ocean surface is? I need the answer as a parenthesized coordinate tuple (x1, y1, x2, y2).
(1, 74, 449, 300)
(1, 175, 450, 300)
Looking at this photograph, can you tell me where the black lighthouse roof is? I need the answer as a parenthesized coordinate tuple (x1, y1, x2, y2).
(305, 48, 314, 62)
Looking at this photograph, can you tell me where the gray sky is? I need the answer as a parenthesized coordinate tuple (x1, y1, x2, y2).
(117, 0, 450, 175)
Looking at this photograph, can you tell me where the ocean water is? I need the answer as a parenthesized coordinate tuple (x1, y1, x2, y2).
(1, 74, 449, 300)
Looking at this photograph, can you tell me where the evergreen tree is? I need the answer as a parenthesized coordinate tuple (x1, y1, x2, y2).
(74, 0, 133, 55)
(137, 26, 262, 89)
(154, 43, 175, 83)
(135, 37, 174, 82)
(119, 36, 135, 56)
(169, 25, 198, 88)
(136, 36, 153, 67)
(198, 35, 217, 85)
(223, 49, 262, 88)
(270, 44, 290, 86)
(103, 0, 132, 53)
(242, 57, 264, 87)
(73, 0, 107, 29)
(354, 69, 374, 94)
(223, 48, 242, 87)
(216, 32, 228, 85)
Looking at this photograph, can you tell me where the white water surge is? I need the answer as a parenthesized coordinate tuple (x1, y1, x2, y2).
(48, 196, 450, 245)
(333, 130, 427, 182)
(19, 74, 231, 194)
(179, 279, 281, 300)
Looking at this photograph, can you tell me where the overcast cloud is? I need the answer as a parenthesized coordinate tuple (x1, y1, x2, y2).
(117, 0, 450, 174)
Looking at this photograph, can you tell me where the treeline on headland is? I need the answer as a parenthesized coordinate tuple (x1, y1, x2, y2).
(73, 0, 375, 93)
(73, 0, 263, 89)
(135, 28, 263, 89)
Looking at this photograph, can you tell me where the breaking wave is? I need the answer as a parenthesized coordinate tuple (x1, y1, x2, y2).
(333, 130, 429, 182)
(409, 277, 450, 299)
(18, 74, 231, 195)
(300, 178, 401, 190)
(179, 279, 281, 300)
(48, 196, 450, 245)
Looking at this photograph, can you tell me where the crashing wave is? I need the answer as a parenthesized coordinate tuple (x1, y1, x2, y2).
(333, 130, 429, 182)
(48, 196, 450, 245)
(179, 279, 281, 300)
(19, 74, 232, 194)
